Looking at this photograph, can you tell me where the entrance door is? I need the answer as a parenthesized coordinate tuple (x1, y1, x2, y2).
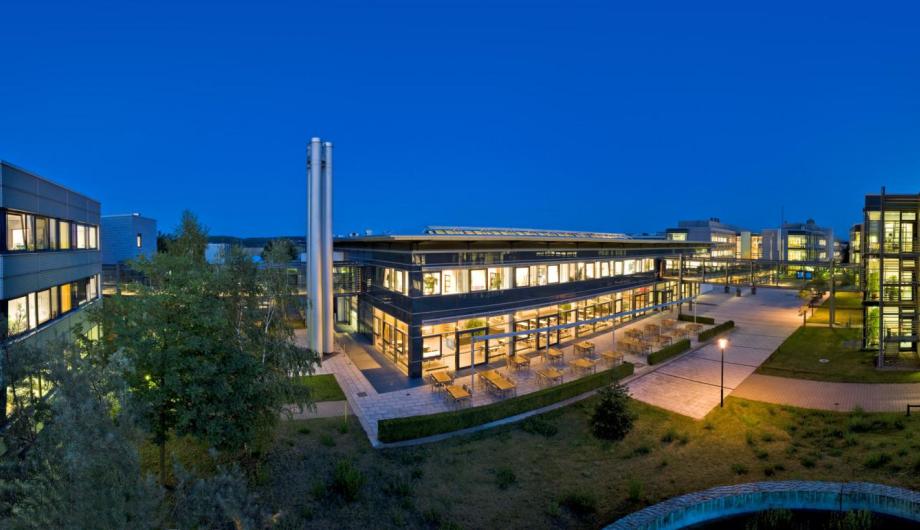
(537, 315, 559, 349)
(456, 328, 487, 370)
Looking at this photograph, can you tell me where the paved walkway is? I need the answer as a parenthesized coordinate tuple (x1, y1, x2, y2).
(627, 288, 802, 418)
(733, 374, 920, 412)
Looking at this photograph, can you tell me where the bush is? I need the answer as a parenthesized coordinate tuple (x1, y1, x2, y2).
(521, 416, 559, 437)
(677, 314, 715, 325)
(864, 452, 892, 469)
(590, 383, 634, 441)
(647, 339, 691, 365)
(627, 479, 642, 502)
(559, 491, 597, 516)
(494, 467, 517, 490)
(378, 363, 634, 442)
(330, 459, 365, 502)
(698, 320, 735, 342)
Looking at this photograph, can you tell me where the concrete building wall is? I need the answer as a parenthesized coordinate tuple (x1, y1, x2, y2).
(101, 214, 157, 264)
(0, 162, 100, 224)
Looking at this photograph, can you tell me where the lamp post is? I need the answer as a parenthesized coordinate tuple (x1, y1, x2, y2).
(718, 338, 728, 407)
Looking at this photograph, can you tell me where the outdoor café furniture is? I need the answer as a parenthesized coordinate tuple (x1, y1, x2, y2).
(575, 340, 596, 357)
(444, 384, 472, 407)
(625, 328, 643, 339)
(429, 371, 453, 389)
(685, 323, 704, 333)
(599, 350, 624, 366)
(569, 358, 597, 375)
(545, 347, 565, 364)
(661, 318, 677, 328)
(482, 370, 517, 398)
(536, 367, 564, 386)
(509, 355, 531, 371)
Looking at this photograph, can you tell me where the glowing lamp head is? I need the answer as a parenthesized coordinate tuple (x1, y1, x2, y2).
(718, 338, 728, 350)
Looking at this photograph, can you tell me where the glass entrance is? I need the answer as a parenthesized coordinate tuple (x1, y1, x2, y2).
(537, 315, 559, 349)
(456, 328, 487, 369)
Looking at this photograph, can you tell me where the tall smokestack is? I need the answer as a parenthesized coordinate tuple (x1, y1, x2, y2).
(321, 141, 334, 353)
(307, 138, 325, 355)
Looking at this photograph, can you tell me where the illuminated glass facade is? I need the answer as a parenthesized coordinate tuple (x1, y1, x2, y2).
(334, 230, 707, 377)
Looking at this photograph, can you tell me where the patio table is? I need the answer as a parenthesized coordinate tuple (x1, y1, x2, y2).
(599, 351, 624, 366)
(444, 384, 471, 406)
(545, 347, 565, 364)
(536, 367, 564, 386)
(575, 341, 596, 357)
(429, 371, 453, 388)
(510, 355, 530, 370)
(569, 358, 597, 374)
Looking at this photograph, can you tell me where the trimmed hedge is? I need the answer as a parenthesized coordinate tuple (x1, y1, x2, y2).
(698, 320, 735, 342)
(647, 339, 691, 365)
(377, 362, 635, 443)
(677, 314, 715, 325)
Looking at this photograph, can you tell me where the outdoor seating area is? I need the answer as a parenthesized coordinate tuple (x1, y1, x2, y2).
(423, 311, 716, 409)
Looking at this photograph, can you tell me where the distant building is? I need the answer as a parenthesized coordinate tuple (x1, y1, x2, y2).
(101, 213, 157, 265)
(762, 219, 834, 263)
(665, 219, 761, 259)
(849, 223, 862, 265)
(205, 243, 231, 264)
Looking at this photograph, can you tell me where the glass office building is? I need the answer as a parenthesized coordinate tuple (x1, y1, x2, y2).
(333, 227, 709, 378)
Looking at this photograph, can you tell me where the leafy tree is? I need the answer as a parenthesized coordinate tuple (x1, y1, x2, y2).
(91, 212, 317, 484)
(590, 383, 634, 441)
(171, 464, 266, 530)
(261, 238, 297, 262)
(0, 343, 162, 529)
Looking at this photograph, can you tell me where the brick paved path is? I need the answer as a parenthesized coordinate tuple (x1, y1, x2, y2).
(733, 373, 920, 412)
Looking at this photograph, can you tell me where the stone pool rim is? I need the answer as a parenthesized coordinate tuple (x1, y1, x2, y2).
(606, 481, 920, 530)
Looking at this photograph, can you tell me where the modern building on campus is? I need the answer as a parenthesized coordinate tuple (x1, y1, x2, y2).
(850, 223, 862, 265)
(101, 213, 157, 265)
(0, 161, 102, 415)
(332, 227, 710, 378)
(665, 218, 761, 259)
(762, 219, 835, 263)
(860, 190, 918, 357)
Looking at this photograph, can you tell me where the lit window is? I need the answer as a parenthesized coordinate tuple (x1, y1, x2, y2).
(59, 221, 71, 249)
(547, 265, 559, 283)
(422, 272, 441, 295)
(8, 296, 28, 334)
(35, 217, 49, 250)
(76, 225, 87, 249)
(6, 212, 29, 251)
(136, 233, 142, 248)
(37, 289, 51, 324)
(515, 267, 530, 287)
(470, 269, 487, 291)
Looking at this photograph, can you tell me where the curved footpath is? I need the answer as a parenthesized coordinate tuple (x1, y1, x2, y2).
(732, 373, 920, 413)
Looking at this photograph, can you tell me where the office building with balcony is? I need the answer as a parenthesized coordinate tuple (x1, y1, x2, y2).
(0, 161, 102, 414)
(665, 219, 761, 259)
(762, 219, 835, 264)
(332, 227, 710, 379)
(860, 192, 918, 356)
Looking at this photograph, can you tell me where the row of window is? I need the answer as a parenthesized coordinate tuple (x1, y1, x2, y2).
(6, 211, 98, 252)
(7, 275, 99, 336)
(418, 259, 656, 296)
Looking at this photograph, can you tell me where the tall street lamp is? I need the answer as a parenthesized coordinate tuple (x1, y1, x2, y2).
(718, 338, 729, 408)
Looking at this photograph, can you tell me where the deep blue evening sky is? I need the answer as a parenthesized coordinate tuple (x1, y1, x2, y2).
(2, 1, 919, 238)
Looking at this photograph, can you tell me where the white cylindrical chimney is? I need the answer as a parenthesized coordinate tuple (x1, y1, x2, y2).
(321, 141, 334, 353)
(307, 137, 324, 355)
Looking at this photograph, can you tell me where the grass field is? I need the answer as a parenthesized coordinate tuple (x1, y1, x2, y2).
(293, 374, 347, 402)
(254, 397, 920, 529)
(805, 291, 863, 327)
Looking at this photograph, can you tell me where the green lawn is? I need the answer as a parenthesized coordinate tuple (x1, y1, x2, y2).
(805, 291, 863, 327)
(256, 397, 920, 529)
(293, 374, 347, 402)
(757, 327, 920, 383)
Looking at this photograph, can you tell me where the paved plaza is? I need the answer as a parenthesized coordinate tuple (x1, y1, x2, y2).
(627, 288, 803, 418)
(733, 374, 920, 412)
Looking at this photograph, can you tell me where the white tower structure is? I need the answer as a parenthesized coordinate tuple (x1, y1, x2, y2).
(306, 137, 334, 355)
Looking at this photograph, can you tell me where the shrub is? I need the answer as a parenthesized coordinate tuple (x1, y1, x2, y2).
(559, 491, 597, 516)
(698, 320, 735, 342)
(731, 463, 749, 475)
(319, 434, 335, 447)
(590, 383, 635, 441)
(494, 467, 517, 490)
(800, 456, 816, 468)
(660, 428, 677, 444)
(647, 339, 691, 365)
(864, 452, 892, 469)
(627, 479, 642, 502)
(378, 363, 634, 442)
(521, 416, 559, 437)
(330, 459, 365, 502)
(677, 314, 715, 325)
